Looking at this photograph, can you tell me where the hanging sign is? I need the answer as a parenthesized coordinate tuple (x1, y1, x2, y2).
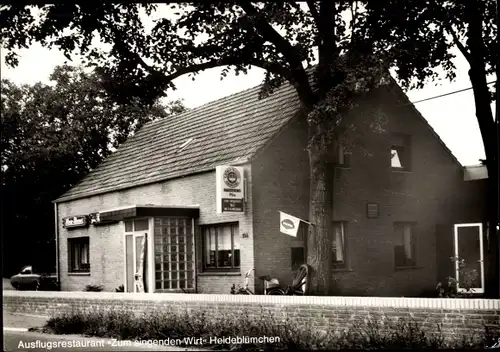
(216, 165, 245, 213)
(279, 211, 302, 237)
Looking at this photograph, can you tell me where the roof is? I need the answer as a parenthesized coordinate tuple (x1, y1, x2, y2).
(55, 74, 467, 204)
(464, 164, 488, 181)
(55, 82, 301, 203)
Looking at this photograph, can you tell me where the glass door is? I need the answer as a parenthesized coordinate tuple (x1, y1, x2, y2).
(454, 223, 484, 294)
(124, 219, 150, 293)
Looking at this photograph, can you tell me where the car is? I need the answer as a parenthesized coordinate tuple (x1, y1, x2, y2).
(10, 265, 58, 291)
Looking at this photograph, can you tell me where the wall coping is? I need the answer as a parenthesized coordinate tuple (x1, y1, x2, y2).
(4, 291, 500, 310)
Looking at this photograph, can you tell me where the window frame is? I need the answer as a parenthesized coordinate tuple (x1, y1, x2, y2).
(68, 236, 90, 273)
(390, 133, 412, 171)
(202, 222, 240, 273)
(291, 247, 305, 271)
(336, 144, 351, 168)
(393, 222, 417, 269)
(332, 221, 348, 269)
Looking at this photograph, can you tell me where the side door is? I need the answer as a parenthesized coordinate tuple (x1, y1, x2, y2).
(454, 223, 485, 293)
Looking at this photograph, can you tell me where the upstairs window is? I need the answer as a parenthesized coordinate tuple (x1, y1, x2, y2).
(337, 144, 350, 167)
(391, 133, 411, 171)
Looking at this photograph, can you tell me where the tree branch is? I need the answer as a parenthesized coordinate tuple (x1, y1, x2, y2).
(239, 3, 316, 108)
(306, 0, 321, 28)
(247, 58, 293, 81)
(444, 24, 472, 62)
(350, 1, 359, 39)
(239, 4, 301, 66)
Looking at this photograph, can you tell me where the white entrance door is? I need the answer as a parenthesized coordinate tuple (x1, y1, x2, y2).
(124, 219, 151, 293)
(453, 223, 485, 294)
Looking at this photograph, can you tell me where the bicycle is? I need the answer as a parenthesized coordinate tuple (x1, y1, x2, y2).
(230, 265, 309, 296)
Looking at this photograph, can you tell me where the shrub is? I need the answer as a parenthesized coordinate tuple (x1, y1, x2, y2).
(83, 284, 103, 292)
(42, 308, 497, 350)
(436, 257, 478, 298)
(115, 285, 124, 292)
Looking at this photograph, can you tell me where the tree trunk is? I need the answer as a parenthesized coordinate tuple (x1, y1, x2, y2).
(466, 0, 500, 298)
(306, 127, 334, 296)
(467, 68, 499, 298)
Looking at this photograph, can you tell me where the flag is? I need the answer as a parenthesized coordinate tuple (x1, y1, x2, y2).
(279, 211, 301, 237)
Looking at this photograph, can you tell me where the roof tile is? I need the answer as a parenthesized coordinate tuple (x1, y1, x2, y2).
(55, 82, 300, 202)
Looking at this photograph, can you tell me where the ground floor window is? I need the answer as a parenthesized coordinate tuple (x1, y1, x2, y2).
(68, 237, 90, 273)
(291, 247, 305, 270)
(394, 222, 416, 268)
(203, 222, 240, 271)
(333, 222, 347, 268)
(154, 217, 194, 291)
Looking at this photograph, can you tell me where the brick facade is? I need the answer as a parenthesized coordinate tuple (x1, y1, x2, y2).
(57, 168, 254, 293)
(4, 291, 499, 342)
(250, 85, 486, 297)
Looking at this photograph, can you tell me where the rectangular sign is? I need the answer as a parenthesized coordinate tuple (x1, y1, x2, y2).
(62, 215, 88, 229)
(222, 199, 244, 212)
(216, 165, 245, 213)
(279, 211, 301, 237)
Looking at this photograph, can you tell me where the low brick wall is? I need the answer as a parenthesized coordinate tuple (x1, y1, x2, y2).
(4, 291, 499, 340)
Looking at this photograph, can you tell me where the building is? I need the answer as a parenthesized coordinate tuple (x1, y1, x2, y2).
(53, 78, 493, 296)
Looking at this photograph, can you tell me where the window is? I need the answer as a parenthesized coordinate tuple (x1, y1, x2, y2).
(68, 237, 90, 273)
(333, 222, 347, 268)
(337, 144, 350, 167)
(154, 217, 194, 291)
(394, 222, 416, 268)
(391, 133, 411, 170)
(291, 247, 305, 271)
(203, 223, 240, 271)
(125, 219, 149, 232)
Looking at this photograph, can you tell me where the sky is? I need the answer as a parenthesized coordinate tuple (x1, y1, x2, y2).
(0, 7, 493, 167)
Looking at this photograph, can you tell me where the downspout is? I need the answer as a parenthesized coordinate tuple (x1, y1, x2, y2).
(54, 202, 60, 286)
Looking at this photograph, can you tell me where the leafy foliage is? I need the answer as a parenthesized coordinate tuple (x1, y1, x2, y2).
(436, 257, 480, 298)
(0, 65, 184, 276)
(43, 308, 496, 349)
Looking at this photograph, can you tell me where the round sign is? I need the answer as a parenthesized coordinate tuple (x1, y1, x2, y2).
(223, 167, 241, 188)
(281, 219, 295, 229)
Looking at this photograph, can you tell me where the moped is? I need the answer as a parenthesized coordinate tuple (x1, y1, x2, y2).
(230, 264, 309, 295)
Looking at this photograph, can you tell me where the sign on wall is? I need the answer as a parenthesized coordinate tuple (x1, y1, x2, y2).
(88, 212, 118, 226)
(62, 215, 88, 229)
(216, 165, 245, 213)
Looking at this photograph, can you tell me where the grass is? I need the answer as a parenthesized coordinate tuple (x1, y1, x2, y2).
(40, 307, 499, 350)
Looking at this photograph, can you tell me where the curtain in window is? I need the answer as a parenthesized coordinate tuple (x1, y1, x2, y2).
(80, 243, 89, 264)
(403, 225, 412, 259)
(218, 226, 232, 250)
(205, 227, 216, 266)
(333, 223, 344, 262)
(232, 225, 240, 250)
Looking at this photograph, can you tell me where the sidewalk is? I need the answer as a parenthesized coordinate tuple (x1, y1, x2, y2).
(3, 312, 210, 351)
(3, 312, 49, 331)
